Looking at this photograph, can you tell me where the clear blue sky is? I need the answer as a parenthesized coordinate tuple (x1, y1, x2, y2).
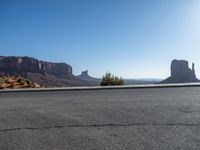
(0, 0, 200, 78)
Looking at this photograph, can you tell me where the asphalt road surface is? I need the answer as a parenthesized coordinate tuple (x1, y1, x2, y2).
(1, 87, 200, 150)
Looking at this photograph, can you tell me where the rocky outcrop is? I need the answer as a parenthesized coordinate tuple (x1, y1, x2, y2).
(77, 70, 101, 83)
(0, 76, 41, 89)
(78, 70, 91, 80)
(161, 59, 199, 83)
(0, 56, 96, 87)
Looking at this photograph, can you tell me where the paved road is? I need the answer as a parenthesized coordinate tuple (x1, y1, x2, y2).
(0, 87, 200, 150)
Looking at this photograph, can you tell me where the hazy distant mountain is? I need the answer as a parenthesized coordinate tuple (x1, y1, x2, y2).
(77, 70, 162, 85)
(124, 78, 162, 85)
(138, 78, 163, 82)
(161, 60, 199, 83)
(0, 56, 98, 87)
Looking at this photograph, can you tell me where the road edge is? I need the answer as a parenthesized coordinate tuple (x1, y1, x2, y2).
(1, 83, 200, 93)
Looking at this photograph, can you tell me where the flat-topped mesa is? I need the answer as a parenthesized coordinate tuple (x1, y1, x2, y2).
(0, 56, 99, 87)
(0, 56, 72, 75)
(161, 59, 199, 83)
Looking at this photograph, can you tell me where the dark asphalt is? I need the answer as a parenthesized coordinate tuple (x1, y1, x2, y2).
(0, 87, 200, 150)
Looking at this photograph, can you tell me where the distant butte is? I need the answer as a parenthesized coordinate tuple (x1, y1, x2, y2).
(161, 59, 200, 83)
(77, 70, 101, 83)
(78, 70, 93, 80)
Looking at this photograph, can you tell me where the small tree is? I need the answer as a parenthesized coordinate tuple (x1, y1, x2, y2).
(100, 72, 124, 86)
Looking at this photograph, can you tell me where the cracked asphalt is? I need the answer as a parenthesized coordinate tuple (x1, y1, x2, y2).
(1, 87, 200, 150)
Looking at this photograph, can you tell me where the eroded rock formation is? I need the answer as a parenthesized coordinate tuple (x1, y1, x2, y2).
(0, 56, 72, 75)
(0, 56, 96, 87)
(77, 70, 101, 83)
(161, 59, 199, 83)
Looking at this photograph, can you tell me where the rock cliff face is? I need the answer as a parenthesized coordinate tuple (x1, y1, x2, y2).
(0, 56, 72, 76)
(0, 56, 96, 87)
(161, 59, 199, 83)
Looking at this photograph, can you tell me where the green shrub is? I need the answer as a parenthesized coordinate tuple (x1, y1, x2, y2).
(9, 83, 15, 89)
(0, 78, 4, 84)
(100, 72, 124, 86)
(17, 77, 26, 85)
(17, 77, 22, 83)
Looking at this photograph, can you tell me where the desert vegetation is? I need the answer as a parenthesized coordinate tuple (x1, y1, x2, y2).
(0, 76, 40, 89)
(100, 72, 124, 86)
